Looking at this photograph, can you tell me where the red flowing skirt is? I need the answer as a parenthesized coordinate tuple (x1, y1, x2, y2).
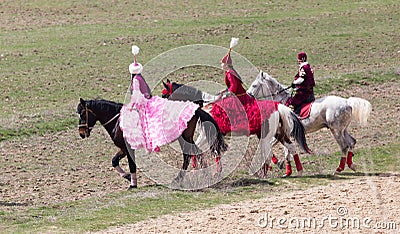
(210, 94, 278, 137)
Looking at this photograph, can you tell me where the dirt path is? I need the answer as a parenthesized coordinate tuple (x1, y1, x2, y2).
(96, 174, 400, 234)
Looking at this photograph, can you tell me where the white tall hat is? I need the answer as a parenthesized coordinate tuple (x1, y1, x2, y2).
(129, 45, 143, 74)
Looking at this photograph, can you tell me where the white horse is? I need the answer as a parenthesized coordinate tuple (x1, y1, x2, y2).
(247, 71, 372, 175)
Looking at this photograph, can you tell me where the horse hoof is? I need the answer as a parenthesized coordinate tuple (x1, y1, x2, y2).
(127, 185, 137, 190)
(123, 173, 131, 182)
(349, 164, 357, 172)
(282, 172, 292, 178)
(333, 170, 341, 176)
(296, 170, 303, 177)
(333, 166, 344, 176)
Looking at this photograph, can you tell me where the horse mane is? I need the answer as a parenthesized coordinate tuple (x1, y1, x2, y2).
(261, 71, 290, 96)
(166, 81, 206, 106)
(87, 99, 123, 112)
(171, 82, 183, 90)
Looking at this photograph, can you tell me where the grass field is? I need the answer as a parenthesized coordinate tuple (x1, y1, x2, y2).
(0, 0, 399, 233)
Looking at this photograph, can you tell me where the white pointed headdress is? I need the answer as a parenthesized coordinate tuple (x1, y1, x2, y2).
(129, 45, 143, 74)
(221, 37, 239, 65)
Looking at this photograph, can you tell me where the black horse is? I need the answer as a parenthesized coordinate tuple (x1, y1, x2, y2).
(77, 98, 227, 190)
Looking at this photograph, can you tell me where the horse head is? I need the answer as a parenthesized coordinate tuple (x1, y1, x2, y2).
(161, 79, 174, 99)
(248, 70, 275, 99)
(77, 98, 98, 138)
(248, 70, 290, 103)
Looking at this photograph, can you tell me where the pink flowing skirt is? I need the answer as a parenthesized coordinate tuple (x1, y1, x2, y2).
(120, 94, 199, 152)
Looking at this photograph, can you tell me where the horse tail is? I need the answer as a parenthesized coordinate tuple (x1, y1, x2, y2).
(277, 104, 312, 154)
(347, 97, 372, 127)
(195, 108, 228, 156)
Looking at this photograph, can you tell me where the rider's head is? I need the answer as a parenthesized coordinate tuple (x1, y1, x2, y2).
(221, 51, 233, 70)
(297, 52, 307, 64)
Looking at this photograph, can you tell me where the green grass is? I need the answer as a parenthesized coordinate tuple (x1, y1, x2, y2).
(0, 117, 76, 141)
(1, 0, 399, 117)
(315, 71, 400, 95)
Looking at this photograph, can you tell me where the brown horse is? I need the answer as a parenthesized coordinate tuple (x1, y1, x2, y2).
(77, 98, 227, 190)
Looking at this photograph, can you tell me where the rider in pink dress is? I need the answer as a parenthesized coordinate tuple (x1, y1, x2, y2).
(285, 52, 315, 115)
(119, 46, 199, 152)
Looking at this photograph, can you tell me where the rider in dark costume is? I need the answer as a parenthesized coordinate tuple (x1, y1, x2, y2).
(285, 52, 315, 115)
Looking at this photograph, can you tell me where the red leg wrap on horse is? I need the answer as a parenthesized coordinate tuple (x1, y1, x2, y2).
(347, 152, 354, 167)
(191, 155, 197, 169)
(285, 162, 292, 176)
(337, 157, 346, 172)
(293, 154, 303, 171)
(215, 156, 221, 173)
(271, 155, 278, 164)
(215, 156, 220, 164)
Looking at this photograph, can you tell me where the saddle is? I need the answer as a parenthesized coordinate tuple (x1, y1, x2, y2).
(298, 102, 313, 119)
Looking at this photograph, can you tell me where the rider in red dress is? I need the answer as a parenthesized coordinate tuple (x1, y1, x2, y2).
(211, 38, 278, 137)
(285, 52, 315, 115)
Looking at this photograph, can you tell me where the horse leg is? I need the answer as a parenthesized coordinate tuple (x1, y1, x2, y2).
(270, 137, 281, 168)
(344, 129, 357, 171)
(330, 128, 350, 175)
(178, 136, 191, 171)
(280, 146, 292, 177)
(113, 123, 137, 189)
(283, 141, 303, 177)
(255, 136, 274, 176)
(126, 149, 138, 190)
(179, 120, 202, 172)
(112, 149, 131, 182)
(327, 106, 354, 175)
(258, 134, 274, 178)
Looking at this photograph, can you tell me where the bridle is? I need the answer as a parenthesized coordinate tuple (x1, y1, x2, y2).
(251, 77, 291, 102)
(78, 104, 119, 131)
(162, 82, 174, 97)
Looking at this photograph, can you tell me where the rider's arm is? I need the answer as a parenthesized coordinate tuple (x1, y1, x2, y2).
(226, 72, 238, 93)
(134, 74, 151, 99)
(293, 77, 304, 85)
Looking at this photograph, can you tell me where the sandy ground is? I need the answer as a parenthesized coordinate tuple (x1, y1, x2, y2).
(96, 174, 400, 234)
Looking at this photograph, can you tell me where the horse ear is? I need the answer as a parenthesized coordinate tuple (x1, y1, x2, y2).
(166, 79, 171, 84)
(80, 98, 86, 106)
(162, 81, 168, 88)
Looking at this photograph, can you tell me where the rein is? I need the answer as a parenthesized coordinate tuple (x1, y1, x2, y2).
(253, 83, 291, 101)
(78, 104, 119, 130)
(102, 113, 120, 126)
